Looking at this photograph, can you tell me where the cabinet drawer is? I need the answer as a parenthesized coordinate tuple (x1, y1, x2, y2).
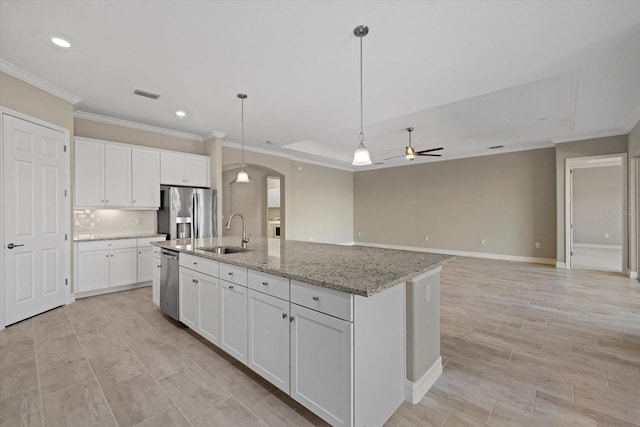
(291, 280, 353, 322)
(179, 253, 219, 277)
(220, 262, 247, 287)
(248, 269, 289, 301)
(78, 238, 137, 252)
(138, 236, 166, 247)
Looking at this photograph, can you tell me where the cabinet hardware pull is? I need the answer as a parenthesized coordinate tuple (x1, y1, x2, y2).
(312, 296, 319, 301)
(282, 313, 287, 319)
(157, 265, 161, 268)
(106, 254, 109, 258)
(228, 285, 234, 289)
(193, 262, 197, 265)
(7, 243, 24, 249)
(228, 272, 233, 275)
(192, 279, 196, 283)
(262, 282, 268, 286)
(195, 280, 199, 284)
(139, 251, 141, 254)
(110, 254, 113, 257)
(290, 316, 295, 322)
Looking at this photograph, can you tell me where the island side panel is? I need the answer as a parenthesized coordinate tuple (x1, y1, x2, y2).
(405, 266, 442, 403)
(354, 282, 405, 427)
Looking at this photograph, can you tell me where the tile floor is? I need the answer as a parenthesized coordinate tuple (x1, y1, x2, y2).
(1, 257, 639, 426)
(571, 246, 623, 273)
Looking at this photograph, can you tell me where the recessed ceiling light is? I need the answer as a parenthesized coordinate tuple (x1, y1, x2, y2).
(50, 37, 71, 48)
(175, 111, 186, 118)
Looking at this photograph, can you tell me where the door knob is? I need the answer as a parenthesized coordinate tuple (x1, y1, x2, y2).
(7, 243, 24, 249)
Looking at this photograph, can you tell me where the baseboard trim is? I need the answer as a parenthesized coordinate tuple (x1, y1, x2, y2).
(556, 262, 567, 268)
(629, 271, 638, 279)
(573, 243, 622, 250)
(405, 357, 442, 404)
(75, 282, 151, 299)
(351, 242, 555, 265)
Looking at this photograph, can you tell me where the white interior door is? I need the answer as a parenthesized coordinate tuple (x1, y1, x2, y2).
(3, 113, 67, 326)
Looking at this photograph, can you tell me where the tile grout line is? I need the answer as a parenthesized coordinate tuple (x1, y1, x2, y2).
(486, 399, 497, 424)
(65, 303, 121, 427)
(32, 320, 45, 427)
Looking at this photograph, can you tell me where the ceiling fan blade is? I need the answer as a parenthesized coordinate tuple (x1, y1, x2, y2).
(416, 153, 442, 157)
(414, 147, 444, 154)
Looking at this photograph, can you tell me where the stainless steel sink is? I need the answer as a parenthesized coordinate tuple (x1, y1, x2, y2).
(198, 246, 252, 254)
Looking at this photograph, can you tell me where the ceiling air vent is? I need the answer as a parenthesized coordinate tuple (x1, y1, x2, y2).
(133, 89, 160, 100)
(489, 145, 504, 149)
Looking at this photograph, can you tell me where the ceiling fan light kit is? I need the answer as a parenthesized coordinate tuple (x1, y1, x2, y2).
(351, 25, 372, 166)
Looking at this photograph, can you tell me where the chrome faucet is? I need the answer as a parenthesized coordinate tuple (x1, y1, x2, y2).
(225, 212, 249, 248)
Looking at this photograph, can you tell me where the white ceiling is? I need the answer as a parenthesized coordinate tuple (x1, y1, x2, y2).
(1, 1, 640, 170)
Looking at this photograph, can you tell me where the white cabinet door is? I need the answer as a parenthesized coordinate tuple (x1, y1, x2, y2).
(152, 256, 161, 305)
(132, 148, 160, 208)
(160, 152, 185, 185)
(109, 247, 137, 287)
(290, 304, 353, 427)
(137, 246, 154, 282)
(74, 139, 104, 207)
(198, 274, 220, 345)
(248, 290, 290, 393)
(77, 250, 110, 293)
(184, 155, 209, 187)
(220, 280, 248, 364)
(179, 268, 199, 330)
(104, 144, 132, 207)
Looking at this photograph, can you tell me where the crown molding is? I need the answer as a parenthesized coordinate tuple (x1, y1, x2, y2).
(204, 130, 227, 141)
(0, 59, 82, 105)
(74, 111, 204, 142)
(551, 130, 627, 144)
(222, 140, 354, 172)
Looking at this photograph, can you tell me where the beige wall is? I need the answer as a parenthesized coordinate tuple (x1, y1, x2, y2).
(222, 146, 354, 244)
(354, 148, 557, 259)
(74, 117, 204, 154)
(555, 135, 628, 263)
(572, 166, 623, 246)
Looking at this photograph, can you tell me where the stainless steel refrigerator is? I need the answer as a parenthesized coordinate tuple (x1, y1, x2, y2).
(157, 186, 218, 240)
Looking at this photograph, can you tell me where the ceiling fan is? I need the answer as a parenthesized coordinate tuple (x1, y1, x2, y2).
(383, 127, 443, 161)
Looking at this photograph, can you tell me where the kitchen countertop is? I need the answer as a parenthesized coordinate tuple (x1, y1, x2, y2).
(153, 236, 453, 297)
(74, 233, 166, 242)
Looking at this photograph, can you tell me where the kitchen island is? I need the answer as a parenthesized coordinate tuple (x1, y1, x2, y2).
(153, 236, 452, 427)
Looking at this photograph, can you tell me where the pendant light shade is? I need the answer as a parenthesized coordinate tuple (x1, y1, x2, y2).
(351, 25, 372, 166)
(236, 93, 250, 183)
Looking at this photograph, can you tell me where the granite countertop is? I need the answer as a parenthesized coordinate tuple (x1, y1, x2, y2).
(74, 233, 166, 242)
(153, 236, 453, 297)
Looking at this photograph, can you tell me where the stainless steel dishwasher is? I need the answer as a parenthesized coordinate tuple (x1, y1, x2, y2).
(160, 249, 180, 321)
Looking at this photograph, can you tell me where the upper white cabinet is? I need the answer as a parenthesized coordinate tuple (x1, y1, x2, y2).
(104, 144, 132, 207)
(161, 151, 210, 187)
(268, 188, 280, 208)
(132, 148, 160, 208)
(75, 137, 209, 208)
(75, 139, 105, 207)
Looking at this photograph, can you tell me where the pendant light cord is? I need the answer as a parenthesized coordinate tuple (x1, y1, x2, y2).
(241, 97, 245, 166)
(359, 36, 364, 143)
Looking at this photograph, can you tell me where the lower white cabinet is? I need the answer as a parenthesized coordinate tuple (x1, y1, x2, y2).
(220, 280, 248, 364)
(152, 255, 161, 305)
(179, 268, 199, 330)
(290, 304, 353, 427)
(248, 290, 290, 393)
(77, 250, 110, 292)
(198, 274, 221, 345)
(137, 246, 154, 282)
(109, 248, 138, 287)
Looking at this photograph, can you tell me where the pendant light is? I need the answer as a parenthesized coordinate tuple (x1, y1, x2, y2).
(351, 25, 372, 166)
(405, 127, 416, 161)
(236, 93, 250, 183)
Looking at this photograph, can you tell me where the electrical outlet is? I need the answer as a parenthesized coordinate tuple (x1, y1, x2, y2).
(309, 235, 314, 241)
(425, 235, 429, 241)
(535, 242, 540, 248)
(358, 231, 362, 237)
(605, 233, 609, 239)
(425, 284, 431, 303)
(481, 239, 486, 245)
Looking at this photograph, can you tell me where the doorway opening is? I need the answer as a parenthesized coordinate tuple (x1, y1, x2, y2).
(221, 164, 285, 240)
(566, 154, 627, 273)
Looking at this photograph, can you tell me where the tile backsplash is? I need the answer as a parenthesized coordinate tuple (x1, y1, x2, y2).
(73, 209, 156, 237)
